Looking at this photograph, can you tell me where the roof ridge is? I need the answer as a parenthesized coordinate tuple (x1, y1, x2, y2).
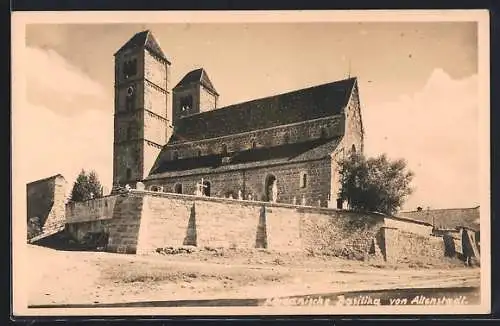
(174, 68, 219, 95)
(115, 30, 170, 63)
(27, 174, 66, 185)
(180, 77, 357, 120)
(401, 206, 480, 213)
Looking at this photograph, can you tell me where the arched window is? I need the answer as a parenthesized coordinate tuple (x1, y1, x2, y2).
(202, 180, 211, 197)
(251, 141, 257, 149)
(265, 174, 278, 203)
(180, 95, 193, 113)
(351, 144, 356, 153)
(299, 171, 308, 188)
(221, 144, 228, 156)
(150, 185, 160, 192)
(123, 59, 138, 79)
(174, 183, 183, 194)
(283, 133, 290, 144)
(196, 148, 202, 157)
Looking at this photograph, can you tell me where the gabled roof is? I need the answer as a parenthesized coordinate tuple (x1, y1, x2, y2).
(173, 68, 219, 96)
(398, 206, 480, 231)
(170, 77, 357, 143)
(27, 174, 66, 186)
(147, 136, 341, 179)
(114, 30, 170, 64)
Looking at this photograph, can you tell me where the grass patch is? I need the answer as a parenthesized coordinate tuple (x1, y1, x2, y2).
(100, 258, 291, 286)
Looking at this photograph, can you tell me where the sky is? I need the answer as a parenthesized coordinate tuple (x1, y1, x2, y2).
(18, 21, 482, 211)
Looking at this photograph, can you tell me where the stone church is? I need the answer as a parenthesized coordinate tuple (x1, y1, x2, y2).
(112, 30, 364, 208)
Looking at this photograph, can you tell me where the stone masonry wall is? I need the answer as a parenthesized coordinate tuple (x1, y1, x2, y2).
(66, 191, 385, 256)
(42, 176, 67, 233)
(199, 84, 217, 113)
(66, 191, 446, 261)
(300, 208, 385, 258)
(144, 50, 167, 90)
(106, 195, 145, 254)
(26, 175, 67, 237)
(135, 194, 195, 252)
(146, 158, 332, 207)
(382, 227, 445, 264)
(383, 217, 433, 236)
(165, 116, 343, 159)
(66, 196, 119, 224)
(135, 192, 384, 255)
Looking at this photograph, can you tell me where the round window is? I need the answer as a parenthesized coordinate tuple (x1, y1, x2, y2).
(127, 86, 135, 97)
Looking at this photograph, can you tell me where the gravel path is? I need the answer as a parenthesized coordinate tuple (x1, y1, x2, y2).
(25, 245, 481, 306)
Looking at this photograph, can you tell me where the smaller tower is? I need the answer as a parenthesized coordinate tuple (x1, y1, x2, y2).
(172, 68, 219, 126)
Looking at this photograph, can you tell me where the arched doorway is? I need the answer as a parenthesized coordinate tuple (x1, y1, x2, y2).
(265, 174, 277, 202)
(202, 180, 211, 197)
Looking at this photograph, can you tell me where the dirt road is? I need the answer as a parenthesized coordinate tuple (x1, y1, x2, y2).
(24, 245, 480, 306)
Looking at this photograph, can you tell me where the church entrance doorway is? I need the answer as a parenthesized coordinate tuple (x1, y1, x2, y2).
(202, 180, 211, 197)
(265, 174, 277, 202)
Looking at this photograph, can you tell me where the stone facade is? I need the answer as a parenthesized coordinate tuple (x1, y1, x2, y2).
(381, 227, 445, 263)
(112, 31, 172, 187)
(155, 116, 344, 161)
(66, 191, 386, 256)
(26, 174, 67, 238)
(64, 190, 450, 263)
(383, 216, 433, 236)
(110, 30, 364, 209)
(146, 158, 332, 206)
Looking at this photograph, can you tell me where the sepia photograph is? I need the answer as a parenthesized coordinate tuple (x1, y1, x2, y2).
(11, 10, 490, 316)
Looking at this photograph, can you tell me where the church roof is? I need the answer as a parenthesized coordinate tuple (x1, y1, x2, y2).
(170, 77, 357, 143)
(114, 30, 170, 64)
(147, 136, 341, 179)
(173, 68, 219, 96)
(398, 207, 480, 231)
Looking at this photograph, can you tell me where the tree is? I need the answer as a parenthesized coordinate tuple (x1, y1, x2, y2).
(70, 169, 104, 202)
(88, 170, 104, 198)
(338, 152, 414, 215)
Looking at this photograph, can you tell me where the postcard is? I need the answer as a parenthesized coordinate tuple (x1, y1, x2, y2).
(11, 9, 490, 317)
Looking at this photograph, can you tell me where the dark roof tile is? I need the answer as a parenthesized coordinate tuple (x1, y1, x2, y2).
(173, 68, 219, 95)
(399, 207, 480, 231)
(147, 136, 341, 179)
(115, 30, 170, 63)
(170, 77, 356, 142)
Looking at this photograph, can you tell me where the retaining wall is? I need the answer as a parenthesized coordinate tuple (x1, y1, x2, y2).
(64, 190, 449, 261)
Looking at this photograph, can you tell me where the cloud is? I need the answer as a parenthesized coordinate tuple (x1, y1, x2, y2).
(15, 102, 114, 197)
(363, 68, 479, 210)
(25, 47, 110, 116)
(15, 47, 114, 196)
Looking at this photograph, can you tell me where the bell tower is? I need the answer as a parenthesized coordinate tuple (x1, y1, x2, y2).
(172, 68, 219, 126)
(112, 30, 172, 189)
